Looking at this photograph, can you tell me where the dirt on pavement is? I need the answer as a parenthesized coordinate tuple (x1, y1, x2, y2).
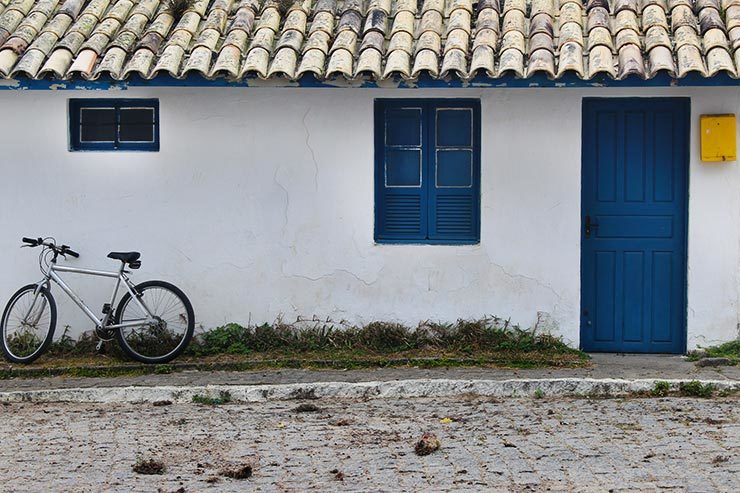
(0, 395, 737, 492)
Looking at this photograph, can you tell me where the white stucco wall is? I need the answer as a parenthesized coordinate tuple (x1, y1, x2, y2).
(0, 86, 738, 350)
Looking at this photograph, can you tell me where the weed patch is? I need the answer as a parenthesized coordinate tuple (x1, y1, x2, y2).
(651, 381, 671, 397)
(679, 381, 715, 398)
(154, 364, 173, 374)
(5, 331, 42, 358)
(2, 317, 588, 378)
(186, 317, 584, 358)
(687, 339, 740, 365)
(47, 327, 119, 358)
(192, 391, 232, 405)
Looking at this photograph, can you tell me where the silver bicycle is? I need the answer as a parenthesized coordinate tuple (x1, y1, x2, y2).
(1, 236, 194, 364)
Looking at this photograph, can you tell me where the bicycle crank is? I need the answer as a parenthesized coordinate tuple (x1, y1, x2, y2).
(95, 326, 116, 342)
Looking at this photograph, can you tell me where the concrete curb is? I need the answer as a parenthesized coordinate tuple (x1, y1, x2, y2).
(0, 378, 737, 403)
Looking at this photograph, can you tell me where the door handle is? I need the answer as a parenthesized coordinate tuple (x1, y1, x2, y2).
(585, 215, 599, 237)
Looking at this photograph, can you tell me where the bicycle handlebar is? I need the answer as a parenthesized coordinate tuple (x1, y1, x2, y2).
(21, 236, 79, 258)
(61, 246, 80, 258)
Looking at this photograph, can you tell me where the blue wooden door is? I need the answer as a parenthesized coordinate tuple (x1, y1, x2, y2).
(581, 99, 689, 353)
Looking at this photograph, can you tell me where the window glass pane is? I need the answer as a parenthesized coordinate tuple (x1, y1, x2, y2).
(119, 108, 155, 142)
(80, 108, 116, 142)
(386, 108, 422, 146)
(436, 149, 473, 187)
(436, 109, 472, 147)
(386, 149, 421, 187)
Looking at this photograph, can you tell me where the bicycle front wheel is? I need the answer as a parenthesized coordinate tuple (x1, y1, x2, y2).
(113, 280, 194, 364)
(1, 284, 56, 364)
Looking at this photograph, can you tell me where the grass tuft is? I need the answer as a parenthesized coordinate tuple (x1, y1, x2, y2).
(678, 380, 715, 398)
(687, 339, 740, 365)
(154, 364, 173, 375)
(192, 391, 232, 405)
(47, 327, 120, 357)
(651, 381, 671, 397)
(5, 331, 42, 358)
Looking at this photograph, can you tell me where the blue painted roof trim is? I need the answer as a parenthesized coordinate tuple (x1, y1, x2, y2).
(2, 72, 740, 90)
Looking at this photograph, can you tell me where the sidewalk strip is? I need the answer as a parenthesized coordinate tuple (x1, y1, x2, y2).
(0, 378, 737, 403)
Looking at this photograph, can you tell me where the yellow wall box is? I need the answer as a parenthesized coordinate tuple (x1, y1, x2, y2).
(700, 114, 736, 162)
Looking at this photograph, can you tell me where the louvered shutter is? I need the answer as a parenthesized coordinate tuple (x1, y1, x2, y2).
(375, 101, 428, 241)
(428, 103, 480, 242)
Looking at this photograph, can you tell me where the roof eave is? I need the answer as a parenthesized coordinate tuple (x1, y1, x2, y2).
(3, 72, 740, 90)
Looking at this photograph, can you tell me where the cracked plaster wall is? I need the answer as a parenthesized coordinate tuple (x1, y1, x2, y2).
(0, 87, 738, 350)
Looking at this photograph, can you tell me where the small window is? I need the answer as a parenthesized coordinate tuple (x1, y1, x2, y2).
(375, 99, 481, 244)
(69, 99, 159, 151)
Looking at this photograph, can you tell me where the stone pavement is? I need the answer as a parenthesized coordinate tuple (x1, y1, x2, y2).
(1, 354, 738, 392)
(0, 395, 737, 492)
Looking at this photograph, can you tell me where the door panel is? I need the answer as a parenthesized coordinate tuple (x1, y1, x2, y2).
(622, 251, 645, 343)
(581, 99, 688, 353)
(594, 251, 616, 343)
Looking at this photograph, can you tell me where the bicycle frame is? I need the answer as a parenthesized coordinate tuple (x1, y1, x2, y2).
(31, 262, 156, 331)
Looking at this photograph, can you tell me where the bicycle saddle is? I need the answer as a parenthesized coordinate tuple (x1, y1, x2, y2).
(107, 251, 140, 263)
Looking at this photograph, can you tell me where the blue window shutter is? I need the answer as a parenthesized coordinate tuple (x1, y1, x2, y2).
(428, 102, 480, 242)
(375, 101, 428, 241)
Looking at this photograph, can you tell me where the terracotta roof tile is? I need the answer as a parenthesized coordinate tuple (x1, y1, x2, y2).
(0, 0, 738, 82)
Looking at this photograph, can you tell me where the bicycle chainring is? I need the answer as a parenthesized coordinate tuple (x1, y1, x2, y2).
(95, 326, 116, 341)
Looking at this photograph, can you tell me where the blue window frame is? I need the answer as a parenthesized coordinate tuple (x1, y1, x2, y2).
(69, 99, 159, 151)
(375, 99, 481, 244)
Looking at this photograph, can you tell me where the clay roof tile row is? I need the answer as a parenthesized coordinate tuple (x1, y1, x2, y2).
(0, 0, 738, 82)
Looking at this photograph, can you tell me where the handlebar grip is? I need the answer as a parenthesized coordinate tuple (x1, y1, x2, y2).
(22, 237, 39, 246)
(66, 249, 80, 258)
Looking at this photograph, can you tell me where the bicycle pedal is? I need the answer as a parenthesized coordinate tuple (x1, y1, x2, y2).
(95, 340, 104, 352)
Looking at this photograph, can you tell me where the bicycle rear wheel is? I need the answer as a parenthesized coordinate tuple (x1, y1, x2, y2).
(113, 280, 194, 364)
(0, 284, 56, 364)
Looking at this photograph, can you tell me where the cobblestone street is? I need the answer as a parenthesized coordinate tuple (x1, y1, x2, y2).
(0, 396, 737, 492)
